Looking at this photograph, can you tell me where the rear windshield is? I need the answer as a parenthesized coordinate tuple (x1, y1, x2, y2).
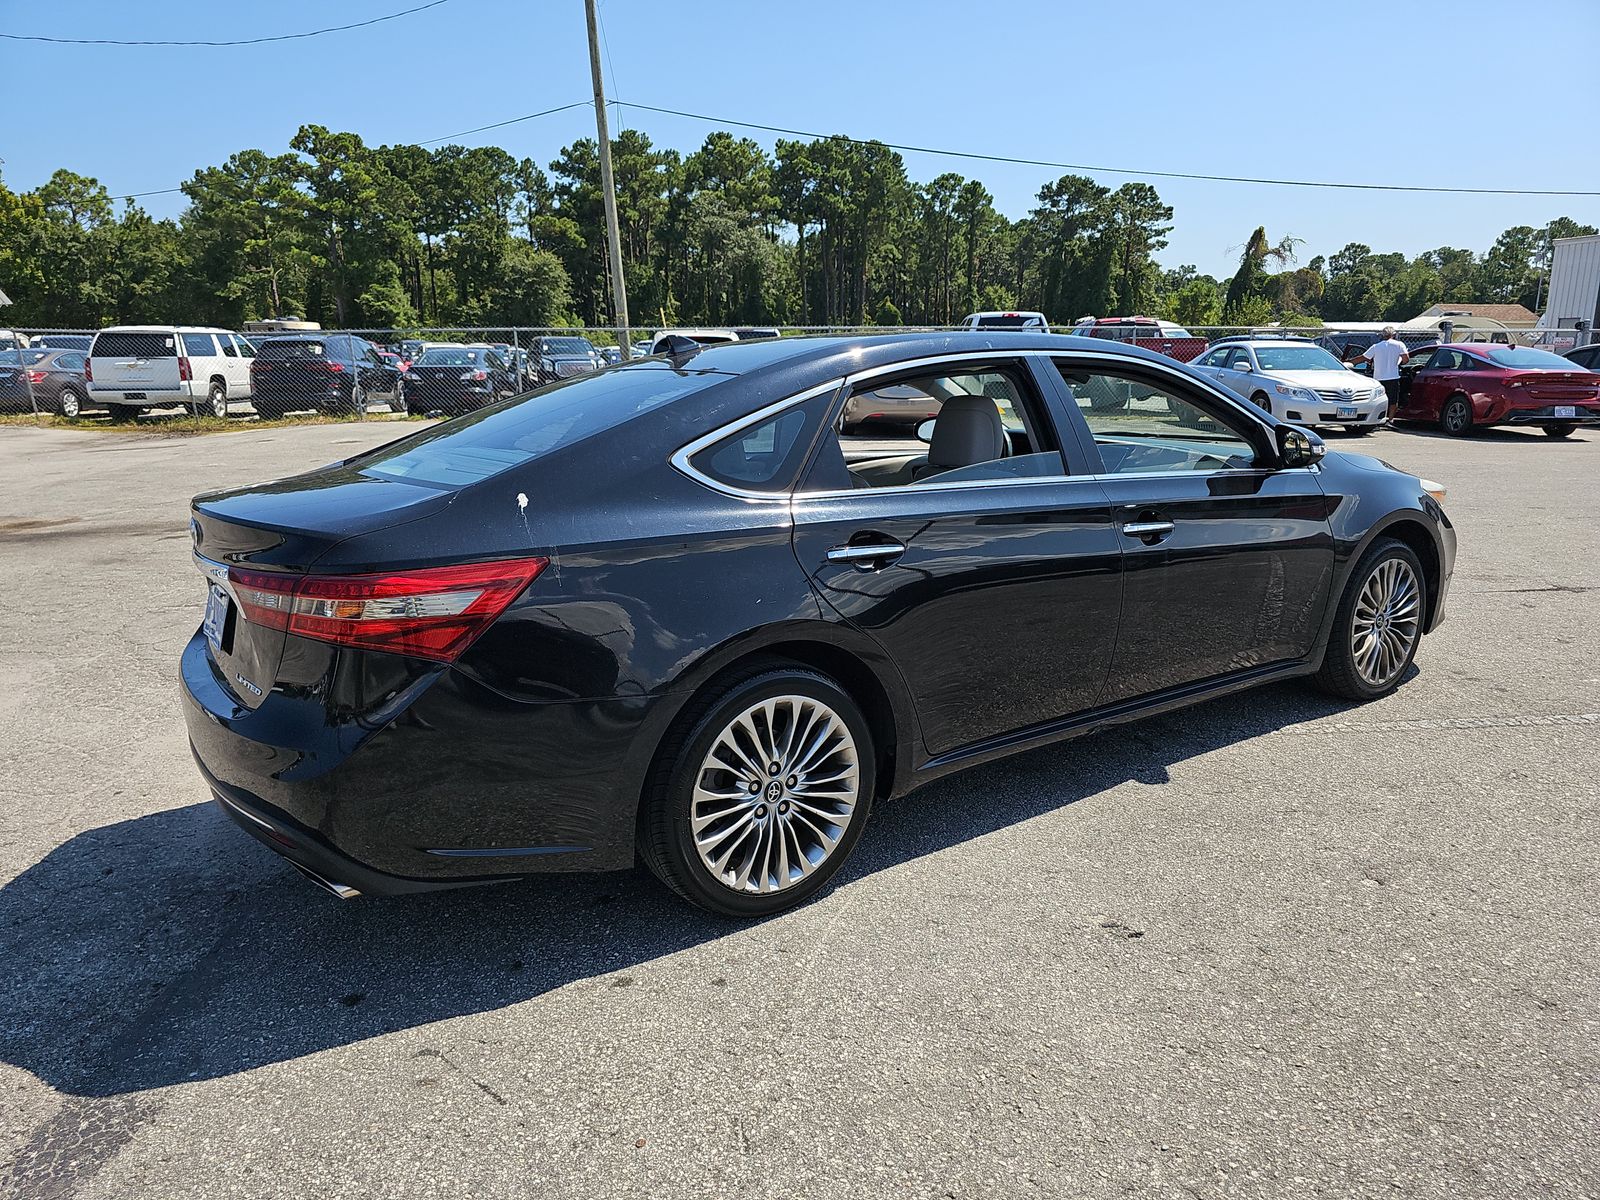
(418, 347, 489, 366)
(974, 315, 1040, 328)
(356, 364, 732, 488)
(257, 339, 329, 359)
(0, 349, 50, 366)
(1484, 346, 1580, 370)
(93, 332, 175, 358)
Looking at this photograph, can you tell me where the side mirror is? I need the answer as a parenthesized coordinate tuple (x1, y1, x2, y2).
(915, 418, 936, 444)
(1277, 424, 1326, 468)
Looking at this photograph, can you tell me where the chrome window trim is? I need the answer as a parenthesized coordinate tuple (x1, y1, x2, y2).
(668, 378, 844, 503)
(670, 347, 1284, 503)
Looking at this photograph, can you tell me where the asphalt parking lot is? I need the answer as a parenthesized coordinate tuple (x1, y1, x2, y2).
(1, 421, 1595, 1200)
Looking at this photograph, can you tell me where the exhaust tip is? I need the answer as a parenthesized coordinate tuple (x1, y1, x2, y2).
(291, 862, 362, 900)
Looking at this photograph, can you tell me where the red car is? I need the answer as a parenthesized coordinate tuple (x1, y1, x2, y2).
(1074, 316, 1208, 363)
(1393, 343, 1600, 438)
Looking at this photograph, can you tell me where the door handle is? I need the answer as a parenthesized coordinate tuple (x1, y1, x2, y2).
(1121, 520, 1175, 541)
(826, 541, 906, 565)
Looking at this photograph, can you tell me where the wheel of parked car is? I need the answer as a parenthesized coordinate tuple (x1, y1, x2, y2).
(252, 398, 285, 421)
(1544, 424, 1575, 439)
(106, 404, 137, 424)
(197, 381, 228, 419)
(1250, 391, 1272, 413)
(57, 387, 84, 419)
(345, 383, 367, 417)
(1439, 394, 1473, 437)
(641, 662, 875, 917)
(1314, 537, 1425, 702)
(1083, 375, 1131, 412)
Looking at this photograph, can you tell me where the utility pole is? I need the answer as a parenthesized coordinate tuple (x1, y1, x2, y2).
(585, 0, 631, 359)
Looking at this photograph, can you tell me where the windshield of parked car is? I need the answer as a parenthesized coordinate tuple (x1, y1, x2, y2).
(355, 364, 732, 488)
(417, 348, 489, 367)
(973, 314, 1039, 328)
(539, 338, 594, 356)
(1253, 345, 1346, 372)
(1484, 346, 1582, 370)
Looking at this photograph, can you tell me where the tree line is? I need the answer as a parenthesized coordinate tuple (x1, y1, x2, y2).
(0, 123, 1590, 332)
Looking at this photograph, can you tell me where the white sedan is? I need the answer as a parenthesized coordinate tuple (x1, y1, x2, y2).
(1192, 338, 1388, 433)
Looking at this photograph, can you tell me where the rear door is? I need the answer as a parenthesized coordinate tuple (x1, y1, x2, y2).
(785, 356, 1125, 758)
(90, 330, 182, 401)
(1043, 354, 1335, 703)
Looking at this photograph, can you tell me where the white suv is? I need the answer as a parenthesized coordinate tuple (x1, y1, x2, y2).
(87, 325, 255, 420)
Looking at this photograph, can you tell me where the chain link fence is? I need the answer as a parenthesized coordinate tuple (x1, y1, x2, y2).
(3, 320, 1590, 422)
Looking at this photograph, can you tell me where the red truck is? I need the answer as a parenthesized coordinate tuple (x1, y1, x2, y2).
(1072, 316, 1208, 363)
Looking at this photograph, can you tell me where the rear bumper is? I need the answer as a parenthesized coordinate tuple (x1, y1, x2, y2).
(180, 630, 657, 892)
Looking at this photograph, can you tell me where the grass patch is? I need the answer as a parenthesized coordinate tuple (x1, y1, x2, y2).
(0, 410, 426, 436)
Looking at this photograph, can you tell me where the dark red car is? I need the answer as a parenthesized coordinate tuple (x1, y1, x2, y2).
(1393, 343, 1600, 438)
(1074, 317, 1209, 363)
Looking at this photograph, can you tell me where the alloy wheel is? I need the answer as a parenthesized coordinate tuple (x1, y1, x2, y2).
(59, 389, 82, 419)
(1350, 557, 1421, 688)
(209, 384, 228, 418)
(690, 695, 861, 896)
(1441, 397, 1470, 435)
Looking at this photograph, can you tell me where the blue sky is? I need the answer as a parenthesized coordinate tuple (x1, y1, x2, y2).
(3, 0, 1597, 279)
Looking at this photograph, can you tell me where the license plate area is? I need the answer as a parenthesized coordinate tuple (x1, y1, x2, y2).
(1554, 405, 1577, 419)
(124, 392, 147, 400)
(1337, 405, 1358, 419)
(203, 584, 233, 653)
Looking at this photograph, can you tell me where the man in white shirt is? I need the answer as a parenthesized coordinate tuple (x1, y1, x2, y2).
(1360, 327, 1411, 420)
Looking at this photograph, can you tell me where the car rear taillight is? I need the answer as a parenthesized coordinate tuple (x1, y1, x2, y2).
(460, 369, 488, 381)
(325, 361, 345, 373)
(227, 558, 548, 663)
(26, 370, 45, 385)
(178, 356, 192, 382)
(84, 358, 93, 382)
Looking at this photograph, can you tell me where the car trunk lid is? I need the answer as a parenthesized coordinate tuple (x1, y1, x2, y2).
(190, 470, 456, 708)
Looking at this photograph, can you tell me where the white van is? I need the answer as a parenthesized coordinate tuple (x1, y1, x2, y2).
(649, 328, 740, 354)
(960, 311, 1050, 332)
(87, 325, 255, 420)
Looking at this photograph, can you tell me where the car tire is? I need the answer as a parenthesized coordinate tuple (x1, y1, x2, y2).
(346, 383, 367, 417)
(1250, 391, 1271, 413)
(57, 387, 84, 419)
(641, 662, 876, 918)
(208, 382, 228, 419)
(107, 404, 138, 424)
(1544, 424, 1575, 439)
(1313, 537, 1426, 702)
(252, 398, 286, 421)
(1439, 394, 1473, 437)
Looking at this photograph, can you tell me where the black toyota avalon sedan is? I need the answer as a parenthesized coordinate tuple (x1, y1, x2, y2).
(181, 333, 1455, 916)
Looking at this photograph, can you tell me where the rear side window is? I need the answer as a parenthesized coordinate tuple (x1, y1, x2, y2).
(356, 364, 733, 489)
(59, 353, 85, 370)
(94, 332, 174, 358)
(688, 391, 834, 493)
(183, 332, 218, 357)
(219, 336, 238, 358)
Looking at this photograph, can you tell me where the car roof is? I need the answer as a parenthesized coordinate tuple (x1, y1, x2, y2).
(96, 325, 235, 334)
(659, 330, 1188, 379)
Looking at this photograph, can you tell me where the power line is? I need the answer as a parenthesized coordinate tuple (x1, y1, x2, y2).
(0, 0, 454, 46)
(617, 101, 1600, 198)
(110, 101, 589, 199)
(418, 101, 591, 146)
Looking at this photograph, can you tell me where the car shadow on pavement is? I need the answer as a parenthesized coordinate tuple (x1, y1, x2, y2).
(0, 680, 1356, 1100)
